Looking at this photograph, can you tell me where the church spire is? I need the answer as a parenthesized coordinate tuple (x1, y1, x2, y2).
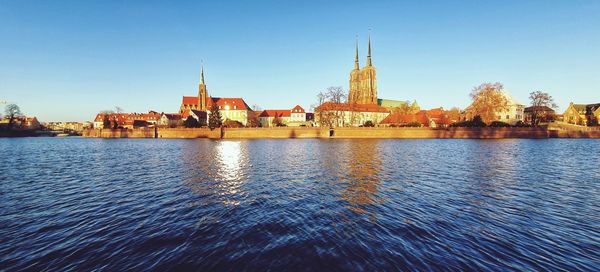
(200, 64, 205, 85)
(366, 33, 372, 67)
(354, 37, 360, 70)
(198, 63, 208, 111)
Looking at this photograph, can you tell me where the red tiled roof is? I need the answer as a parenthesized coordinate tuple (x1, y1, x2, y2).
(259, 105, 306, 117)
(182, 95, 251, 111)
(94, 112, 162, 125)
(162, 113, 182, 120)
(127, 111, 161, 121)
(291, 105, 305, 113)
(426, 108, 445, 119)
(208, 97, 250, 110)
(259, 110, 291, 118)
(381, 111, 430, 126)
(182, 96, 199, 105)
(181, 109, 207, 119)
(316, 102, 389, 113)
(94, 114, 105, 122)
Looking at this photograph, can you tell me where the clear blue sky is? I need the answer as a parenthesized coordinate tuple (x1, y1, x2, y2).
(1, 0, 599, 122)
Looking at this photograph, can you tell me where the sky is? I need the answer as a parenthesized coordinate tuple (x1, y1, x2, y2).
(1, 0, 599, 122)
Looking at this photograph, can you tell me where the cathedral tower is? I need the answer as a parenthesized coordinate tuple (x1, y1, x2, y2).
(198, 65, 208, 111)
(359, 34, 377, 105)
(348, 39, 361, 104)
(348, 34, 378, 105)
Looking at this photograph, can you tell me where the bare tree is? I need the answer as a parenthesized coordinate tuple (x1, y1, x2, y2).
(529, 91, 558, 125)
(314, 86, 353, 127)
(326, 86, 347, 127)
(326, 86, 347, 104)
(315, 90, 329, 127)
(4, 104, 22, 130)
(466, 82, 509, 124)
(246, 110, 260, 127)
(115, 106, 124, 113)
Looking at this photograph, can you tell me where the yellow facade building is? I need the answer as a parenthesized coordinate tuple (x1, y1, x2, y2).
(179, 66, 253, 126)
(563, 102, 600, 126)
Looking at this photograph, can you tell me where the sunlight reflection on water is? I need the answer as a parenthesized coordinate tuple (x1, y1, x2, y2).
(0, 138, 599, 271)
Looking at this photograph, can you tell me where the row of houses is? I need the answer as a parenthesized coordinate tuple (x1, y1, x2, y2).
(90, 100, 600, 130)
(90, 64, 597, 129)
(93, 111, 183, 129)
(44, 122, 91, 132)
(0, 116, 41, 130)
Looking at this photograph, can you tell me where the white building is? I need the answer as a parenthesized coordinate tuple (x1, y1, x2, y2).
(259, 105, 308, 127)
(314, 102, 390, 127)
(495, 92, 525, 125)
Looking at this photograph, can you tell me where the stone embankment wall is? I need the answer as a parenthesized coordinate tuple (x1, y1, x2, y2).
(157, 128, 220, 139)
(223, 127, 328, 139)
(548, 130, 600, 138)
(82, 127, 600, 139)
(332, 127, 549, 139)
(82, 128, 156, 138)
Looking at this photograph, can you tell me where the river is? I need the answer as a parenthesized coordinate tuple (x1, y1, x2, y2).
(0, 138, 598, 271)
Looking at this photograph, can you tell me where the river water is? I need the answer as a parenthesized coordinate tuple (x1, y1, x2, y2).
(0, 138, 598, 271)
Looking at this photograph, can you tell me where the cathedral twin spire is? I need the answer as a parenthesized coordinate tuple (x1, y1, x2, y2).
(354, 34, 373, 69)
(349, 33, 377, 105)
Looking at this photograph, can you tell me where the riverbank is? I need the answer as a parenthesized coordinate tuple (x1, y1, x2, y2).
(81, 127, 600, 139)
(0, 130, 39, 137)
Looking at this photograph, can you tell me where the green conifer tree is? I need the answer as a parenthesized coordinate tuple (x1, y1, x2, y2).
(208, 103, 223, 130)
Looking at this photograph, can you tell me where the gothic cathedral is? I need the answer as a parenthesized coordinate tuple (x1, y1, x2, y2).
(348, 35, 377, 105)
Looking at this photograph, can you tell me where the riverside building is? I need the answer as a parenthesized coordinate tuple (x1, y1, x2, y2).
(179, 66, 254, 126)
(315, 35, 418, 127)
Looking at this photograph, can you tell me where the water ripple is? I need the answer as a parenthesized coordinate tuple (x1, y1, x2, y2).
(0, 138, 599, 271)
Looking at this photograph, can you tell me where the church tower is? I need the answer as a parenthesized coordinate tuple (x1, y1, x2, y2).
(348, 38, 361, 104)
(359, 34, 377, 105)
(198, 65, 208, 111)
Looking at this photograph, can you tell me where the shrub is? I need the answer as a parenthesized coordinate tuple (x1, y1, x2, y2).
(513, 121, 532, 127)
(363, 120, 375, 127)
(402, 122, 422, 127)
(223, 119, 244, 128)
(184, 117, 202, 128)
(489, 121, 511, 127)
(450, 115, 487, 128)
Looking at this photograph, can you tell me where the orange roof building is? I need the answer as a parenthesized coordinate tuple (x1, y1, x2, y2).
(258, 105, 308, 127)
(315, 102, 390, 127)
(179, 66, 253, 126)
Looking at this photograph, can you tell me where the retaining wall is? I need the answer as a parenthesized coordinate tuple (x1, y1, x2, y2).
(82, 128, 155, 138)
(82, 127, 600, 139)
(222, 127, 328, 139)
(331, 127, 549, 139)
(157, 128, 220, 139)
